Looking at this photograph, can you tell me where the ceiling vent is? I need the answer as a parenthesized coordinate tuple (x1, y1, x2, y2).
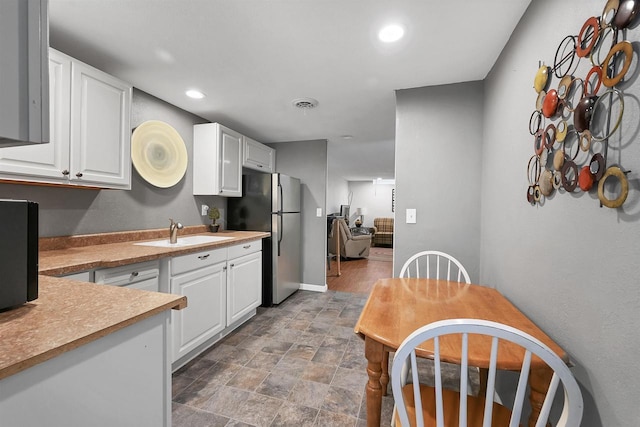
(292, 97, 319, 109)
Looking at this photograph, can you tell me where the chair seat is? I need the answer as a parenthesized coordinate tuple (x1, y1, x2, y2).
(396, 384, 516, 427)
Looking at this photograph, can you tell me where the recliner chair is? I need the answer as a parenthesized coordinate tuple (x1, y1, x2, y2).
(328, 218, 371, 259)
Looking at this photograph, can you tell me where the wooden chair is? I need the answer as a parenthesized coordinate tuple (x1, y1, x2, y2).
(399, 250, 470, 283)
(391, 319, 583, 427)
(392, 251, 473, 426)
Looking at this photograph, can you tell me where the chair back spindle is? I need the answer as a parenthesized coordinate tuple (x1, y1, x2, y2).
(399, 251, 470, 284)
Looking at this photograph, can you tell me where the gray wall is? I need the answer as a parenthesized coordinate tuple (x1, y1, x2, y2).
(0, 90, 226, 236)
(326, 173, 349, 216)
(480, 0, 640, 424)
(394, 81, 484, 282)
(268, 140, 328, 287)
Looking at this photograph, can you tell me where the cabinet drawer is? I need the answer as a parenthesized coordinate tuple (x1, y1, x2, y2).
(125, 276, 160, 292)
(171, 247, 227, 276)
(227, 240, 262, 259)
(59, 270, 94, 282)
(94, 260, 159, 286)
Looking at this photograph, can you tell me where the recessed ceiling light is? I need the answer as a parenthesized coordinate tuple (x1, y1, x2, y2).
(378, 24, 404, 43)
(186, 89, 205, 99)
(341, 135, 354, 140)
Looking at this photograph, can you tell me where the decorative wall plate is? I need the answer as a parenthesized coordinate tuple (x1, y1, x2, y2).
(131, 120, 188, 188)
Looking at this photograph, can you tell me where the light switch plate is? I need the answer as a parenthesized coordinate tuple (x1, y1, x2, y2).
(406, 208, 417, 224)
(316, 208, 322, 217)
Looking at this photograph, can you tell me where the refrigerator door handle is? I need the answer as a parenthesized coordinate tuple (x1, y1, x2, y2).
(277, 213, 283, 256)
(278, 183, 284, 213)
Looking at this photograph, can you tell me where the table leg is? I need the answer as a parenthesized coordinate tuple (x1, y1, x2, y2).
(364, 337, 384, 427)
(381, 350, 389, 396)
(478, 367, 488, 397)
(529, 367, 553, 427)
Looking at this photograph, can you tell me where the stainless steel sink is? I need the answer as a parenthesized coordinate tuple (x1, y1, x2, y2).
(134, 235, 233, 248)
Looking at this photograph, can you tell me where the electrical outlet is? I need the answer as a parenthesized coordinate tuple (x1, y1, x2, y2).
(201, 204, 209, 216)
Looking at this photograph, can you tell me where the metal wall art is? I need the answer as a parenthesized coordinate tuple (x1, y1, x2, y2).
(527, 0, 639, 208)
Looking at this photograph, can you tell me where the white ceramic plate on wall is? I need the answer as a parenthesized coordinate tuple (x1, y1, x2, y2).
(131, 120, 188, 188)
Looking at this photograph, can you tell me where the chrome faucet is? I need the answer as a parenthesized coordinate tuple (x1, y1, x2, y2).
(169, 218, 183, 244)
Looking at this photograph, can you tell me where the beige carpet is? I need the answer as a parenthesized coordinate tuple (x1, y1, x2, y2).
(368, 247, 393, 262)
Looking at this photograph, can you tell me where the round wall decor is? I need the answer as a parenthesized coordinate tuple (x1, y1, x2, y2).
(131, 120, 188, 188)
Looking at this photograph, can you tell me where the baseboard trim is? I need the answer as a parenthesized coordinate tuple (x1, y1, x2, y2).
(298, 283, 327, 293)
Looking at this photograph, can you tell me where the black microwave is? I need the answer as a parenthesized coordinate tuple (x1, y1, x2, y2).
(0, 200, 38, 311)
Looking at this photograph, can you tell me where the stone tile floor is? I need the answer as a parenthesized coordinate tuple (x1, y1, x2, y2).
(172, 290, 396, 427)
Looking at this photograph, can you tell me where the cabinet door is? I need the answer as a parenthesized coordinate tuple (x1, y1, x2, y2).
(70, 60, 132, 189)
(171, 262, 226, 361)
(243, 137, 274, 173)
(0, 0, 49, 146)
(0, 49, 71, 181)
(219, 126, 242, 197)
(227, 251, 262, 326)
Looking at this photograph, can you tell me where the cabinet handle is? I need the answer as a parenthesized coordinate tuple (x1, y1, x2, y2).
(257, 164, 263, 168)
(61, 169, 70, 176)
(198, 254, 210, 260)
(230, 263, 235, 268)
(131, 271, 139, 277)
(243, 245, 251, 249)
(76, 172, 83, 178)
(223, 266, 227, 271)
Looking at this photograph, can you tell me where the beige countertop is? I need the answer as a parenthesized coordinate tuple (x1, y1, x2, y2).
(39, 227, 270, 276)
(0, 226, 269, 381)
(0, 276, 187, 381)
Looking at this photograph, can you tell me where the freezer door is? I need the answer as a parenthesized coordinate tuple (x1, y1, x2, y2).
(272, 173, 301, 213)
(227, 174, 272, 232)
(272, 212, 301, 304)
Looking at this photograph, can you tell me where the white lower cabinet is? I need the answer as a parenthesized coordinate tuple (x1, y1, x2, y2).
(0, 313, 172, 427)
(169, 248, 227, 362)
(167, 239, 263, 367)
(227, 243, 262, 325)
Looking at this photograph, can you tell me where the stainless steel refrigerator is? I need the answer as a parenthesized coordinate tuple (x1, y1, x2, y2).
(227, 173, 301, 305)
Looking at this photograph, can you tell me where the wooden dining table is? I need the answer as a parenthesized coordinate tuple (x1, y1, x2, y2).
(354, 278, 568, 427)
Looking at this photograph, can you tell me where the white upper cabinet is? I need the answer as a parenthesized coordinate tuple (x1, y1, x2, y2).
(0, 48, 132, 189)
(69, 59, 131, 188)
(193, 123, 243, 197)
(243, 136, 274, 173)
(0, 0, 49, 147)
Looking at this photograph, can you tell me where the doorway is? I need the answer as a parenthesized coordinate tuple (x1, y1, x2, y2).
(326, 246, 392, 293)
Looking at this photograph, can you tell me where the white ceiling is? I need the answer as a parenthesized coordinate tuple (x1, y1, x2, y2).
(48, 0, 530, 181)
